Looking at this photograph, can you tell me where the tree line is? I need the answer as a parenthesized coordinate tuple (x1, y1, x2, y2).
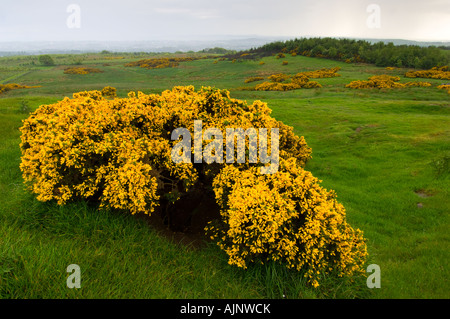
(246, 37, 449, 69)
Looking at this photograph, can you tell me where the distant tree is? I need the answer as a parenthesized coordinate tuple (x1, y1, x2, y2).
(38, 55, 55, 66)
(249, 37, 450, 69)
(328, 47, 338, 59)
(201, 47, 233, 54)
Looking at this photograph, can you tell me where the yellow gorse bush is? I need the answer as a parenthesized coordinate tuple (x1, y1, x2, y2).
(255, 73, 322, 91)
(253, 68, 341, 91)
(346, 75, 432, 89)
(100, 86, 117, 99)
(125, 57, 198, 70)
(268, 73, 290, 83)
(437, 84, 450, 94)
(296, 67, 341, 78)
(20, 85, 367, 287)
(405, 66, 450, 80)
(20, 86, 311, 214)
(0, 83, 40, 94)
(64, 67, 103, 75)
(206, 158, 367, 287)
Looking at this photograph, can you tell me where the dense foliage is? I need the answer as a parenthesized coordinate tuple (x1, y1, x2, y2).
(19, 85, 367, 287)
(38, 54, 55, 66)
(246, 37, 449, 69)
(207, 158, 367, 287)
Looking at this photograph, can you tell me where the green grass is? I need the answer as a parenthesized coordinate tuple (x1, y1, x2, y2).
(0, 52, 449, 299)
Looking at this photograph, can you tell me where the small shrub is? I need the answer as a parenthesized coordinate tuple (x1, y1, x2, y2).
(268, 73, 291, 83)
(125, 57, 198, 70)
(296, 67, 341, 78)
(38, 55, 55, 66)
(346, 75, 431, 89)
(255, 72, 322, 91)
(101, 86, 117, 98)
(405, 66, 450, 80)
(0, 83, 40, 95)
(64, 67, 103, 75)
(437, 84, 450, 94)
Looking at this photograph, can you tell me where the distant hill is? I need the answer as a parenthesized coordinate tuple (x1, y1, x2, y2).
(0, 36, 448, 57)
(0, 36, 291, 56)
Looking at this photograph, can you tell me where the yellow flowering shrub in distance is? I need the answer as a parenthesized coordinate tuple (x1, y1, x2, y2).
(206, 158, 367, 287)
(101, 86, 117, 98)
(125, 57, 198, 70)
(296, 67, 341, 78)
(405, 66, 450, 80)
(256, 72, 322, 91)
(346, 75, 431, 89)
(66, 67, 103, 75)
(253, 68, 341, 91)
(437, 84, 450, 94)
(0, 83, 41, 94)
(64, 67, 103, 75)
(268, 73, 290, 83)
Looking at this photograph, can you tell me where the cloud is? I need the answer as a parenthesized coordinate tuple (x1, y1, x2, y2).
(0, 0, 448, 42)
(154, 7, 219, 20)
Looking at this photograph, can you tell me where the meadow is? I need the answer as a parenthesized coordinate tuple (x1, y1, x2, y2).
(0, 50, 448, 299)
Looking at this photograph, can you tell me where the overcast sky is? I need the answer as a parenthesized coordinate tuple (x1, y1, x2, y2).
(0, 0, 449, 42)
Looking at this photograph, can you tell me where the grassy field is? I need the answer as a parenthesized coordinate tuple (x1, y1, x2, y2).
(0, 51, 449, 299)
